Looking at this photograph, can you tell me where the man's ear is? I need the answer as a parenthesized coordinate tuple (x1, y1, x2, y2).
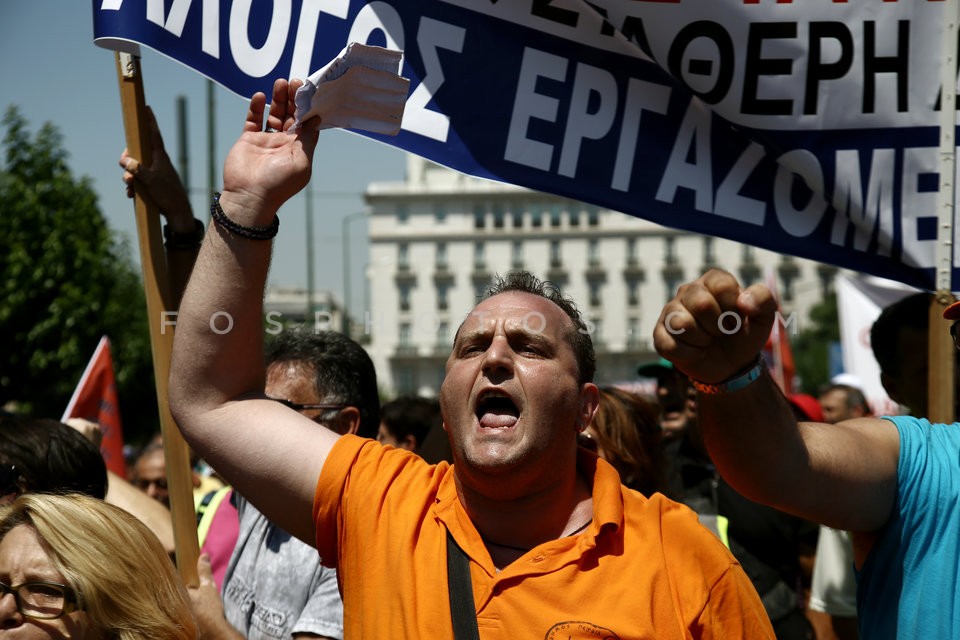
(334, 406, 362, 436)
(577, 383, 600, 433)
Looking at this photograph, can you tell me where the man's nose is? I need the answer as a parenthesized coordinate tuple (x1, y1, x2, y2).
(481, 336, 514, 374)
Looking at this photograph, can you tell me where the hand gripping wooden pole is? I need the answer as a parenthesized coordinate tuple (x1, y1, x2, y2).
(114, 50, 200, 586)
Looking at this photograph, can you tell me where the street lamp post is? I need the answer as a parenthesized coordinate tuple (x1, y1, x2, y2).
(342, 210, 368, 336)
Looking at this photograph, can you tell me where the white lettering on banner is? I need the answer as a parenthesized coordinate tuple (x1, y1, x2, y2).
(230, 0, 291, 77)
(349, 2, 404, 51)
(506, 47, 568, 171)
(611, 77, 671, 192)
(558, 63, 618, 178)
(774, 149, 828, 238)
(289, 0, 346, 81)
(146, 0, 165, 27)
(656, 102, 714, 213)
(901, 146, 938, 268)
(715, 141, 766, 225)
(830, 148, 895, 256)
(403, 17, 465, 141)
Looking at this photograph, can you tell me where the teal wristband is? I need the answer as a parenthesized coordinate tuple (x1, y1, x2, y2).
(690, 357, 765, 395)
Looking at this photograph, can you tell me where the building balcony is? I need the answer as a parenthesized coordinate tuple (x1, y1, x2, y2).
(433, 266, 454, 285)
(546, 266, 568, 286)
(394, 268, 417, 285)
(585, 264, 606, 281)
(623, 262, 645, 281)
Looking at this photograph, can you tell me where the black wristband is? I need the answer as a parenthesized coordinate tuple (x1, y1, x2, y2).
(163, 218, 205, 250)
(210, 192, 279, 240)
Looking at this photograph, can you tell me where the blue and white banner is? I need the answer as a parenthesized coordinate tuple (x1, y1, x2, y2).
(94, 0, 960, 291)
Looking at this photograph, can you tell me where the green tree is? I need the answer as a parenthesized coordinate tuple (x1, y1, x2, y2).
(793, 291, 840, 394)
(0, 105, 158, 443)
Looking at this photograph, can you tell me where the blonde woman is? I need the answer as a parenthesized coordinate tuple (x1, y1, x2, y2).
(0, 492, 197, 640)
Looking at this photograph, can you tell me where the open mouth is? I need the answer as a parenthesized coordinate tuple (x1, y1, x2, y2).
(476, 390, 520, 428)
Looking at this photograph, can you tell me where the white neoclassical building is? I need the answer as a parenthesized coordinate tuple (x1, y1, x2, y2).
(361, 156, 837, 397)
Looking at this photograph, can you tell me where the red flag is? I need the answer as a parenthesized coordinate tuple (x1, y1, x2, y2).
(763, 269, 796, 394)
(61, 336, 127, 477)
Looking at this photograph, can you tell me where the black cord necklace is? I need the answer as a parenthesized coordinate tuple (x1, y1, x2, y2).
(482, 519, 594, 553)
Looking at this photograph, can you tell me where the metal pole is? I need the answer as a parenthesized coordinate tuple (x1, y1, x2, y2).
(306, 187, 315, 322)
(176, 95, 189, 196)
(342, 213, 352, 336)
(341, 210, 368, 337)
(206, 79, 216, 220)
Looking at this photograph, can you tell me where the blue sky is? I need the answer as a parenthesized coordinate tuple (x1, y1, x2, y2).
(1, 1, 407, 313)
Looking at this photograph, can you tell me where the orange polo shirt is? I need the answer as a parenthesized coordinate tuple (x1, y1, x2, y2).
(314, 435, 773, 639)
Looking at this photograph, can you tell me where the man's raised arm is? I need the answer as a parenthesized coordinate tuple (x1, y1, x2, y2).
(169, 79, 337, 544)
(653, 269, 900, 533)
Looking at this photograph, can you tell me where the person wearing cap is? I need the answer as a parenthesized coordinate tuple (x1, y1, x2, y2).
(654, 268, 960, 639)
(636, 357, 697, 442)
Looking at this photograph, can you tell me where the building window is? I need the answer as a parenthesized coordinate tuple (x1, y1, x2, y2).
(434, 205, 446, 222)
(588, 239, 600, 267)
(570, 207, 580, 227)
(531, 206, 543, 228)
(665, 236, 677, 265)
(549, 240, 562, 267)
(550, 205, 562, 228)
(398, 243, 409, 270)
(437, 283, 449, 311)
(474, 281, 488, 302)
(474, 242, 486, 269)
(398, 284, 412, 312)
(437, 321, 450, 347)
(626, 238, 638, 264)
(627, 279, 640, 307)
(492, 205, 505, 229)
(511, 241, 523, 269)
(436, 242, 448, 269)
(589, 280, 602, 307)
(511, 207, 524, 229)
(703, 237, 715, 266)
(397, 205, 409, 224)
(399, 322, 412, 346)
(395, 366, 415, 394)
(473, 204, 485, 229)
(587, 207, 600, 227)
(591, 317, 602, 343)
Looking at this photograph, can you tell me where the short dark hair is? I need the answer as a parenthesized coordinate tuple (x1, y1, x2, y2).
(380, 396, 441, 449)
(870, 292, 931, 377)
(820, 384, 871, 415)
(0, 414, 107, 499)
(266, 329, 381, 438)
(481, 271, 596, 384)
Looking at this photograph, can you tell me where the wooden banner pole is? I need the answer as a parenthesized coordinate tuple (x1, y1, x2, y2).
(113, 50, 199, 586)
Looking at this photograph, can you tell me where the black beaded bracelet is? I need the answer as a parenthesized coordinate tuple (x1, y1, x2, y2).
(210, 192, 279, 240)
(163, 218, 205, 250)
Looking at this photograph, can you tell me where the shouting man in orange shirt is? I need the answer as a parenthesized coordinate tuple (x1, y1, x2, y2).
(170, 78, 773, 639)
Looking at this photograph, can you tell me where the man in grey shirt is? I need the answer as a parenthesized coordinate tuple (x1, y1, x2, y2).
(191, 329, 381, 640)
